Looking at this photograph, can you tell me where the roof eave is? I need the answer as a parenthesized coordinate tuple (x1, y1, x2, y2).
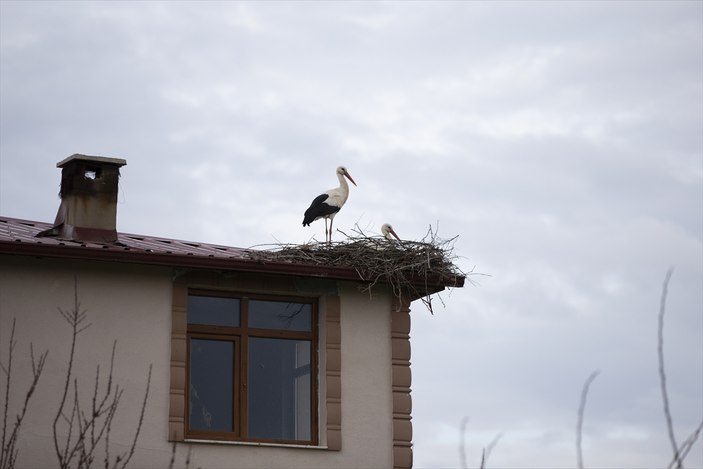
(0, 240, 465, 290)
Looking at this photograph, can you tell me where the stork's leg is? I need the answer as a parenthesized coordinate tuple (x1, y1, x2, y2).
(329, 218, 334, 243)
(324, 218, 329, 243)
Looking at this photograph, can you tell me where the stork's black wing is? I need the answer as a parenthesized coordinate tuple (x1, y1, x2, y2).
(303, 193, 339, 226)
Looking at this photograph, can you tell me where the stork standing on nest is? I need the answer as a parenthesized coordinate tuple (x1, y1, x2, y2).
(303, 166, 357, 243)
(381, 223, 401, 241)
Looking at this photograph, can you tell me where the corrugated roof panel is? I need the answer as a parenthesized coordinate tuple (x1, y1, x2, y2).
(0, 216, 250, 259)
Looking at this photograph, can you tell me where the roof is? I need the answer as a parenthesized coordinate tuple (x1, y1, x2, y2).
(0, 216, 463, 292)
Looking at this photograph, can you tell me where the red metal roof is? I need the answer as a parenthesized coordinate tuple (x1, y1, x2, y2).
(0, 215, 351, 278)
(0, 216, 251, 258)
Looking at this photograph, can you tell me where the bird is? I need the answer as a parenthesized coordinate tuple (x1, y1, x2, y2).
(381, 223, 401, 241)
(303, 166, 357, 243)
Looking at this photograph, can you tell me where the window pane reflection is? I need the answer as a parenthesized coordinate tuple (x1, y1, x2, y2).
(248, 338, 311, 440)
(189, 339, 234, 432)
(249, 300, 312, 331)
(188, 295, 240, 327)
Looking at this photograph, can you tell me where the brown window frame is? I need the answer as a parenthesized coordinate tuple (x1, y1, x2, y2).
(185, 289, 319, 445)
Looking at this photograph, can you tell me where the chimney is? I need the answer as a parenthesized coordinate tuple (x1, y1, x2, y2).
(37, 154, 127, 243)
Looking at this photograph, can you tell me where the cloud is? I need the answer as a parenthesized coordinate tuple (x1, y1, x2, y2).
(1, 2, 701, 467)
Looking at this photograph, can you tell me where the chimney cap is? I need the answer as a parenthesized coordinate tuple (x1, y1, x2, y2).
(56, 154, 127, 168)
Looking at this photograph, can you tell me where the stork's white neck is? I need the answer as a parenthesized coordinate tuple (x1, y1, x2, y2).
(333, 172, 350, 205)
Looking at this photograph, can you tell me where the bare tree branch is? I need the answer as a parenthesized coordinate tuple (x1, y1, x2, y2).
(53, 277, 91, 468)
(47, 278, 153, 469)
(668, 420, 703, 469)
(168, 441, 194, 469)
(0, 320, 15, 469)
(576, 369, 600, 469)
(459, 417, 502, 469)
(482, 432, 503, 468)
(657, 268, 682, 469)
(459, 417, 469, 469)
(0, 319, 48, 469)
(113, 364, 152, 469)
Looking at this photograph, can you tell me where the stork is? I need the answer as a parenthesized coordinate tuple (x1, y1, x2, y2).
(381, 223, 401, 241)
(303, 166, 357, 243)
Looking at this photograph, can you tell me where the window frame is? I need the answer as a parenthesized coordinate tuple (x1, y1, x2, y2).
(185, 289, 319, 445)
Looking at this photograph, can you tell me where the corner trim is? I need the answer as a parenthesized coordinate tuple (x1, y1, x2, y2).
(391, 299, 413, 469)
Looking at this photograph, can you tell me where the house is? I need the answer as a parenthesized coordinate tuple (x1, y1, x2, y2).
(0, 154, 464, 469)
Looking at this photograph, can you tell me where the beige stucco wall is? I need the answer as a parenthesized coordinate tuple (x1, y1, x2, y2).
(0, 255, 394, 469)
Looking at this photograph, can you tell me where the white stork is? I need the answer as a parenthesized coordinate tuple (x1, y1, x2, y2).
(381, 223, 401, 241)
(303, 166, 357, 243)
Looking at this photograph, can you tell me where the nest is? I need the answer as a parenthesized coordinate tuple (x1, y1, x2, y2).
(249, 225, 471, 313)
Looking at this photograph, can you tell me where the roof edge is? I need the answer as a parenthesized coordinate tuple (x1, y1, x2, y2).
(0, 215, 464, 290)
(0, 239, 464, 290)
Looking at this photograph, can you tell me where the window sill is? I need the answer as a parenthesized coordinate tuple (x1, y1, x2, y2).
(183, 438, 327, 450)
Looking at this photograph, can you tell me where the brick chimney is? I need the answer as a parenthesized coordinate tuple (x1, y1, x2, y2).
(37, 154, 127, 243)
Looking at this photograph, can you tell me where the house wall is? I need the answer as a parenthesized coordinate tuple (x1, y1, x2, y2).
(0, 255, 395, 469)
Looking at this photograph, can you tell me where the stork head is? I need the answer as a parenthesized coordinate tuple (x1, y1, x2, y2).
(337, 166, 357, 186)
(381, 223, 400, 241)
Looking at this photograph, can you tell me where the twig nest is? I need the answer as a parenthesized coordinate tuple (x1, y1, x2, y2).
(248, 225, 469, 314)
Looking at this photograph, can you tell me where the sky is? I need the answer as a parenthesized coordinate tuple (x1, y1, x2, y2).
(1, 1, 702, 467)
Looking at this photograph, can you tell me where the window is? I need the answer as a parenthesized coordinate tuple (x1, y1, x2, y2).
(186, 291, 318, 444)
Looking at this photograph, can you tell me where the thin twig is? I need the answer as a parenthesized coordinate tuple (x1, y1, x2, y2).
(483, 432, 503, 467)
(184, 443, 192, 469)
(54, 277, 90, 468)
(168, 441, 177, 469)
(6, 347, 47, 468)
(576, 369, 600, 469)
(0, 319, 16, 469)
(459, 417, 502, 469)
(459, 417, 469, 469)
(658, 268, 681, 468)
(668, 420, 703, 469)
(1, 320, 49, 469)
(115, 364, 152, 469)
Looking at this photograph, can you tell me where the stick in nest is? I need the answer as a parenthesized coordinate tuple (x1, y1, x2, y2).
(248, 224, 473, 313)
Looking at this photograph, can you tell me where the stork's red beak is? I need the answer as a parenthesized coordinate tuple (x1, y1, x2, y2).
(344, 171, 357, 186)
(389, 228, 400, 241)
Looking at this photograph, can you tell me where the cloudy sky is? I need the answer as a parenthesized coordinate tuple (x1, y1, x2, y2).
(1, 1, 702, 467)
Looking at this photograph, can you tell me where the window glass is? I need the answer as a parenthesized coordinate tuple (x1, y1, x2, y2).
(249, 300, 312, 331)
(188, 295, 240, 327)
(248, 338, 311, 440)
(189, 339, 234, 432)
(185, 292, 316, 443)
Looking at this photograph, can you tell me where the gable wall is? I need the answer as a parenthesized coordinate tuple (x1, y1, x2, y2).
(0, 255, 396, 468)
